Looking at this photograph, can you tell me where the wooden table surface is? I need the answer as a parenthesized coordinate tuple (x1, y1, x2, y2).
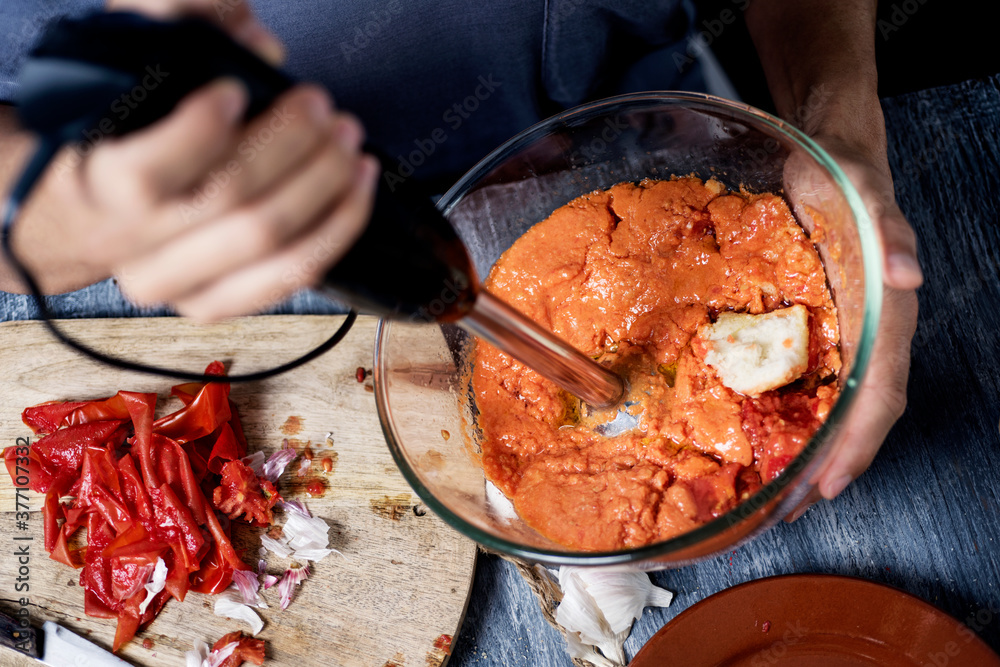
(2, 74, 998, 666)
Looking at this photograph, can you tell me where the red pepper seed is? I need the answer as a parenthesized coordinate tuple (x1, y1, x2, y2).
(321, 457, 333, 472)
(355, 366, 366, 383)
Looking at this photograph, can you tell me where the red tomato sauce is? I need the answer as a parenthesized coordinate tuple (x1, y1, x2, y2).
(472, 178, 840, 551)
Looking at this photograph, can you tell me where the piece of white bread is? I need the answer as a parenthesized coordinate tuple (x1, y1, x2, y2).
(698, 304, 810, 396)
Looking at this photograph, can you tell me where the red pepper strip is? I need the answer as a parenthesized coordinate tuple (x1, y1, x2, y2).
(117, 453, 153, 522)
(148, 484, 205, 571)
(170, 382, 202, 406)
(83, 586, 117, 620)
(213, 631, 266, 667)
(82, 478, 132, 535)
(202, 506, 251, 572)
(3, 445, 53, 494)
(120, 392, 159, 488)
(153, 433, 181, 493)
(228, 400, 249, 458)
(153, 377, 231, 445)
(182, 435, 212, 483)
(204, 360, 226, 376)
(101, 523, 167, 561)
(50, 525, 84, 569)
(110, 560, 154, 606)
(62, 505, 87, 537)
(207, 422, 243, 475)
(167, 361, 226, 406)
(23, 421, 127, 493)
(164, 542, 191, 602)
(77, 450, 130, 533)
(86, 444, 123, 500)
(62, 393, 130, 427)
(172, 441, 208, 526)
(43, 487, 63, 554)
(112, 604, 140, 653)
(138, 587, 169, 626)
(187, 540, 234, 595)
(82, 514, 118, 616)
(42, 474, 74, 554)
(21, 400, 92, 434)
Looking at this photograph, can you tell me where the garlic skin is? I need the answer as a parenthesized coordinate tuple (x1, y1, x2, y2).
(137, 557, 168, 615)
(213, 588, 265, 636)
(555, 566, 674, 666)
(185, 640, 238, 667)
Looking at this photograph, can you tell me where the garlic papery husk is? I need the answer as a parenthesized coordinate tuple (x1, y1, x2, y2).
(184, 640, 210, 667)
(564, 631, 619, 667)
(184, 639, 240, 667)
(137, 557, 168, 615)
(231, 568, 267, 608)
(213, 588, 265, 636)
(555, 566, 673, 666)
(573, 568, 674, 634)
(263, 443, 297, 482)
(555, 567, 627, 664)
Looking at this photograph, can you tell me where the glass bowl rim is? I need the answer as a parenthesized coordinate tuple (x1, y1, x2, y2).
(374, 91, 883, 566)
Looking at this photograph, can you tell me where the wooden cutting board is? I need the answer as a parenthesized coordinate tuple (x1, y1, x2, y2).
(0, 315, 477, 667)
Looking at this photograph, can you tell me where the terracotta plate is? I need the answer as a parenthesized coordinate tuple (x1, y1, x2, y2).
(630, 574, 1000, 667)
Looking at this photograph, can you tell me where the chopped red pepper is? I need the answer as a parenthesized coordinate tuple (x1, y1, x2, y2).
(207, 422, 244, 475)
(212, 459, 282, 525)
(153, 377, 231, 444)
(1, 361, 276, 652)
(212, 631, 266, 667)
(22, 400, 92, 434)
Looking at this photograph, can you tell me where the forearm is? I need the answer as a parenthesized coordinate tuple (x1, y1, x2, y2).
(0, 104, 108, 294)
(0, 105, 36, 293)
(745, 0, 886, 160)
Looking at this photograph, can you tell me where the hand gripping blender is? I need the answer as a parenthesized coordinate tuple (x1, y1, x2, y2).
(3, 11, 624, 407)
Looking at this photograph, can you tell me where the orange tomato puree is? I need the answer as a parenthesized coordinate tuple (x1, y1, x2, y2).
(472, 178, 840, 551)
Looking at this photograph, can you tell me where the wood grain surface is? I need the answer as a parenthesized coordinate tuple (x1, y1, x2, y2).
(0, 315, 476, 667)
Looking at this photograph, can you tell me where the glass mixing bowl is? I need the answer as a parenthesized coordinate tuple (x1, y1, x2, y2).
(373, 92, 882, 568)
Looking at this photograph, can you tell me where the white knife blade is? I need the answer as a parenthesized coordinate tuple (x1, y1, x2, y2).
(39, 621, 132, 667)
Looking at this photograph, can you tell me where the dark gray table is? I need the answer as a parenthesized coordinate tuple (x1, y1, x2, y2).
(2, 76, 998, 665)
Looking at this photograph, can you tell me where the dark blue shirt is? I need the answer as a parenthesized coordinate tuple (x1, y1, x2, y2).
(2, 0, 699, 188)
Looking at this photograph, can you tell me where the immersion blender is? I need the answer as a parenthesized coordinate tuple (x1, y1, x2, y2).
(2, 11, 624, 408)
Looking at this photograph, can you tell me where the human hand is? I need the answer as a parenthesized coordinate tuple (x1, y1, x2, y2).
(786, 130, 921, 521)
(7, 0, 378, 320)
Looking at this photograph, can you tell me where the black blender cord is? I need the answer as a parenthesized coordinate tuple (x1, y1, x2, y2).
(1, 137, 357, 384)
